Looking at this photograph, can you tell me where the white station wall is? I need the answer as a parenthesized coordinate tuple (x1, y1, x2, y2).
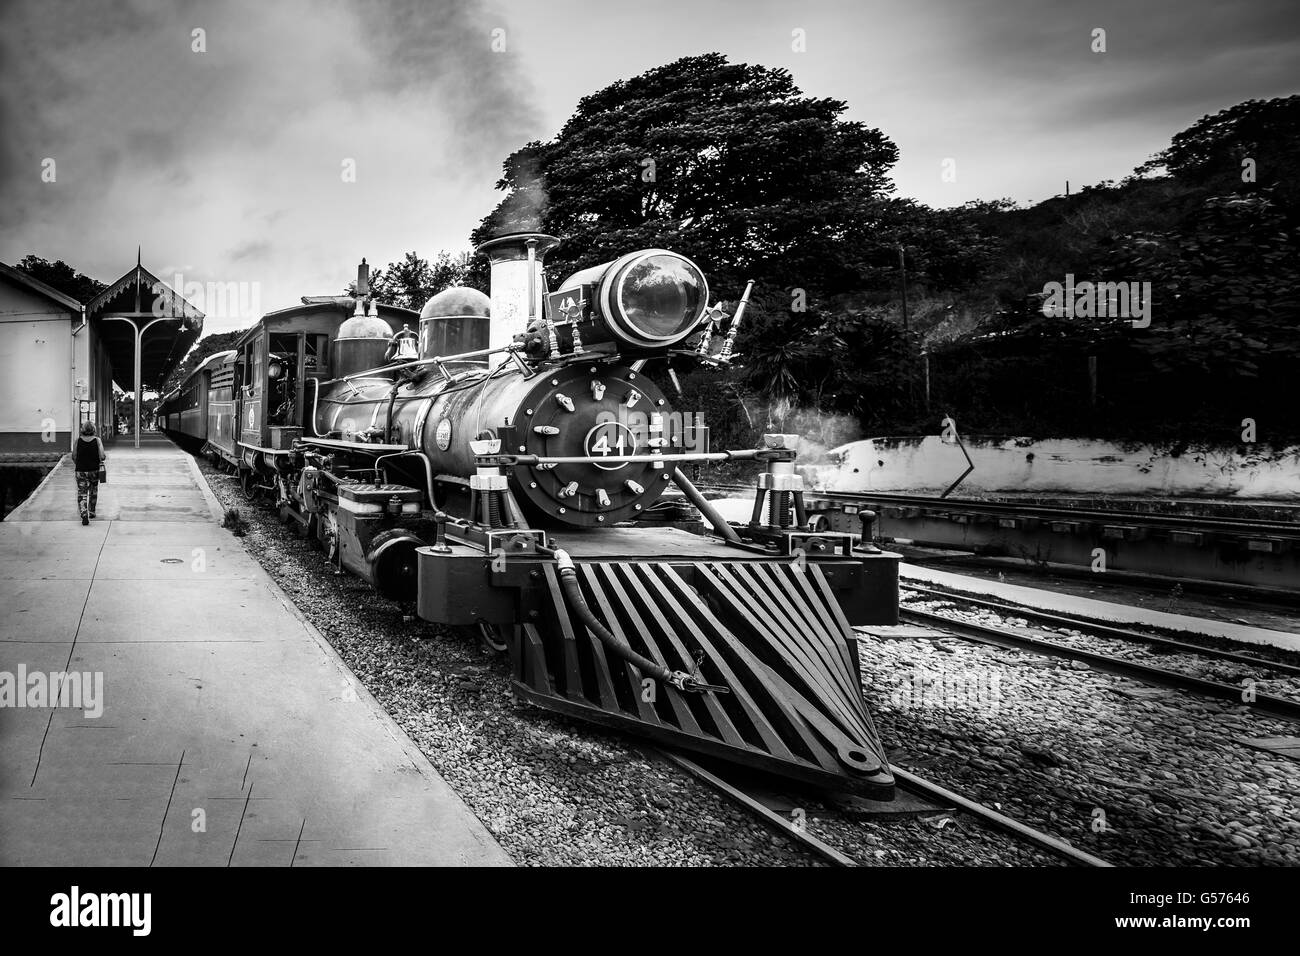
(0, 283, 74, 438)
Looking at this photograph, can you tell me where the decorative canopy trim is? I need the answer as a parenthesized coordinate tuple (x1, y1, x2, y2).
(86, 261, 205, 323)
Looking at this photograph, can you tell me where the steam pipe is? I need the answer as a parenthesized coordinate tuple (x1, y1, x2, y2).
(526, 237, 537, 323)
(384, 380, 403, 444)
(557, 556, 672, 681)
(374, 450, 437, 508)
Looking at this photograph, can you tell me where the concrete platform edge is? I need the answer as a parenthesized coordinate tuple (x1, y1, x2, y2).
(6, 455, 68, 522)
(188, 462, 514, 866)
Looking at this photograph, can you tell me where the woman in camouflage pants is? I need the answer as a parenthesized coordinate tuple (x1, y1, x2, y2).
(73, 422, 106, 525)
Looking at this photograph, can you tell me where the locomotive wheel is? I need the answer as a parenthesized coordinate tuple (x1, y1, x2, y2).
(297, 512, 318, 544)
(458, 622, 508, 655)
(240, 470, 259, 501)
(322, 511, 339, 563)
(478, 622, 508, 654)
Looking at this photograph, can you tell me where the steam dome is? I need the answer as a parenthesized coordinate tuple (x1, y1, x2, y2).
(419, 286, 491, 362)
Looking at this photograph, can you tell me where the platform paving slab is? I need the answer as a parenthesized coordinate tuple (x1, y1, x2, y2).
(1, 438, 510, 866)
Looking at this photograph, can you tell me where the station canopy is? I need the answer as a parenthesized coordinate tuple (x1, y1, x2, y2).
(85, 256, 204, 393)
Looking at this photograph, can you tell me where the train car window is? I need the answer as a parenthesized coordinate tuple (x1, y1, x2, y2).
(304, 333, 329, 373)
(251, 336, 264, 389)
(269, 332, 300, 426)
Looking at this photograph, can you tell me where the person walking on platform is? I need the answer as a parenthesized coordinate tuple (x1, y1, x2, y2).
(74, 422, 106, 525)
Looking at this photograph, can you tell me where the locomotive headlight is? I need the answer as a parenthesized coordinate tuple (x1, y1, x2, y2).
(557, 249, 708, 351)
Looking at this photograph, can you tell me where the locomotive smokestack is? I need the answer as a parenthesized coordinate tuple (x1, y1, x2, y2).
(476, 232, 560, 359)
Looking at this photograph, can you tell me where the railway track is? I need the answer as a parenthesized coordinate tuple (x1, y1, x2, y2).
(659, 749, 1111, 867)
(895, 602, 1300, 724)
(693, 481, 1300, 594)
(694, 482, 1300, 538)
(901, 583, 1300, 676)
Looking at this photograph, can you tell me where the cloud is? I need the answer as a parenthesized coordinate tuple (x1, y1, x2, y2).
(0, 0, 543, 332)
(226, 239, 272, 262)
(2, 0, 1297, 337)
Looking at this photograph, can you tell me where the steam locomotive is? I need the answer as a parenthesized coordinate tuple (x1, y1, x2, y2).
(159, 234, 901, 797)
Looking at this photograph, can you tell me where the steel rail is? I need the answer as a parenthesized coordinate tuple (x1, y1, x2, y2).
(799, 490, 1300, 537)
(694, 483, 1300, 537)
(896, 606, 1300, 723)
(662, 748, 1111, 868)
(890, 767, 1111, 867)
(901, 582, 1300, 677)
(658, 750, 859, 866)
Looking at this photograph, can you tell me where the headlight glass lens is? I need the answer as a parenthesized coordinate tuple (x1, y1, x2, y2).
(617, 254, 706, 341)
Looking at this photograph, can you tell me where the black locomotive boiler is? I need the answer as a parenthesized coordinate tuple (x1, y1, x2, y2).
(172, 234, 902, 797)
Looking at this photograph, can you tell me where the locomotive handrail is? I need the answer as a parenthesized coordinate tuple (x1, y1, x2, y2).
(486, 449, 774, 466)
(299, 436, 410, 453)
(375, 449, 437, 509)
(335, 342, 531, 383)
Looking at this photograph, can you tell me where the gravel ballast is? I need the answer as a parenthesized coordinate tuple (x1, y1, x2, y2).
(199, 459, 1096, 866)
(864, 602, 1300, 866)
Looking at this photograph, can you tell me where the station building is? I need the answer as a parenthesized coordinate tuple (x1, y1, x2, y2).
(0, 256, 202, 454)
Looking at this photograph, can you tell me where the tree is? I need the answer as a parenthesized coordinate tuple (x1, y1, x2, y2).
(359, 251, 479, 311)
(117, 394, 159, 429)
(469, 53, 921, 426)
(14, 255, 106, 303)
(159, 329, 248, 397)
(1136, 95, 1300, 214)
(470, 53, 901, 301)
(1102, 192, 1300, 377)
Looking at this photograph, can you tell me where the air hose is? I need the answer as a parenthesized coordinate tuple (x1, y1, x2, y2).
(553, 550, 727, 694)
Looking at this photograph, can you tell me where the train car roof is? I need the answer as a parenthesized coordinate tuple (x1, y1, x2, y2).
(171, 348, 237, 394)
(196, 349, 237, 373)
(233, 299, 420, 350)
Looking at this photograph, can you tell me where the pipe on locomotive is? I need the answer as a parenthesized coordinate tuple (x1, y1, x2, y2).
(554, 549, 726, 695)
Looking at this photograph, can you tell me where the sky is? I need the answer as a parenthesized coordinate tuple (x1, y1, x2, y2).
(1, 0, 1297, 336)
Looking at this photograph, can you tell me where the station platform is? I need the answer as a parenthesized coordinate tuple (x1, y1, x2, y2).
(0, 435, 510, 866)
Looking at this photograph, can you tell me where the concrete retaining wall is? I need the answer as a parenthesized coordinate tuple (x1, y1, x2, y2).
(803, 436, 1300, 500)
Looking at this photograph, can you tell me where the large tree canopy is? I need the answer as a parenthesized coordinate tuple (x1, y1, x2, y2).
(13, 254, 106, 304)
(159, 328, 246, 397)
(466, 61, 1300, 444)
(471, 53, 901, 299)
(1137, 95, 1300, 212)
(359, 250, 479, 311)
